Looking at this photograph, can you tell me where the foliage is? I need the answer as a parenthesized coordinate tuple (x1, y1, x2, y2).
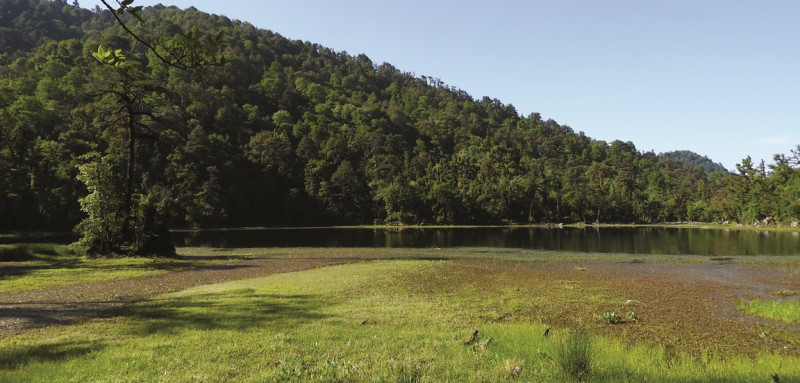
(75, 153, 126, 255)
(597, 311, 624, 325)
(91, 45, 126, 67)
(2, 0, 800, 239)
(597, 311, 639, 324)
(662, 150, 728, 176)
(134, 185, 176, 256)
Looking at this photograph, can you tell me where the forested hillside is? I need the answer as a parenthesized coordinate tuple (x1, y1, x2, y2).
(2, 0, 799, 235)
(662, 151, 728, 176)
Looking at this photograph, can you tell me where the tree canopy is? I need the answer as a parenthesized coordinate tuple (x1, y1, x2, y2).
(661, 150, 728, 176)
(2, 0, 799, 244)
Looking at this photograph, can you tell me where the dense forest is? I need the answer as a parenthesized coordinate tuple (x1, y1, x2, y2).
(2, 1, 799, 243)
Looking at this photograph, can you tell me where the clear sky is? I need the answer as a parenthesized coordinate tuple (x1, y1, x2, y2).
(84, 0, 800, 170)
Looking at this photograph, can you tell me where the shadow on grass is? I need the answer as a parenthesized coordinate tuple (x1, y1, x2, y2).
(125, 288, 331, 335)
(0, 244, 194, 280)
(0, 244, 84, 279)
(0, 341, 104, 370)
(0, 300, 146, 340)
(0, 244, 66, 262)
(1, 289, 331, 371)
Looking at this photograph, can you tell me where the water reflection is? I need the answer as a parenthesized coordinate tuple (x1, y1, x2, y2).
(171, 227, 800, 255)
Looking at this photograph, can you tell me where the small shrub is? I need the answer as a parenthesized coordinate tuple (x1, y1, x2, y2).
(555, 329, 593, 380)
(597, 311, 640, 324)
(597, 311, 624, 324)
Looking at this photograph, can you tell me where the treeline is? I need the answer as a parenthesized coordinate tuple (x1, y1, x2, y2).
(2, 0, 799, 232)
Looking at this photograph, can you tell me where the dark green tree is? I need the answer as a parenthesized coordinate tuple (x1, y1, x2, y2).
(74, 0, 223, 255)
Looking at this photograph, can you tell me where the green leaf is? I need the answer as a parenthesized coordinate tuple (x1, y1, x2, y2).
(92, 45, 126, 66)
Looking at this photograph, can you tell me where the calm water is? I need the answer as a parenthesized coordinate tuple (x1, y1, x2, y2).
(171, 227, 800, 256)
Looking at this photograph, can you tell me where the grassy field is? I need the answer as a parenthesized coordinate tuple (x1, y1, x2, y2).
(2, 247, 800, 382)
(0, 244, 198, 293)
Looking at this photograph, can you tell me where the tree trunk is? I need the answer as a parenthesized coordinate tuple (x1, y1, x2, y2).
(123, 95, 136, 249)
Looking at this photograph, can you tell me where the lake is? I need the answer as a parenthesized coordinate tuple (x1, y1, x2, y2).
(171, 226, 800, 256)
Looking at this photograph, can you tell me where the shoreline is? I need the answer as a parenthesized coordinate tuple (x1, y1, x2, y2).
(4, 222, 800, 239)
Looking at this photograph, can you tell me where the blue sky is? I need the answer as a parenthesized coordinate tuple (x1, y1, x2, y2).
(85, 0, 800, 170)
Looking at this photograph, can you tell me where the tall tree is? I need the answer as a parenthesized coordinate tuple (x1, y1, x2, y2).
(75, 0, 223, 255)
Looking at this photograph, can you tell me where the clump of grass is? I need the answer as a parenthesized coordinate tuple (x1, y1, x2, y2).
(554, 329, 593, 380)
(393, 361, 423, 383)
(503, 358, 524, 378)
(741, 299, 800, 323)
(773, 289, 798, 297)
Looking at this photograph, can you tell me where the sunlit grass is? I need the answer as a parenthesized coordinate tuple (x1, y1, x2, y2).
(2, 258, 798, 382)
(741, 299, 800, 323)
(0, 244, 194, 293)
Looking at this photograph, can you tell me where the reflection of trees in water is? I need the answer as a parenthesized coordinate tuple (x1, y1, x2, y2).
(170, 228, 800, 255)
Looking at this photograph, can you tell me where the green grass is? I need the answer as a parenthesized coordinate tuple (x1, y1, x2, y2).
(554, 328, 594, 379)
(2, 258, 798, 382)
(741, 299, 800, 323)
(0, 244, 194, 293)
(773, 289, 798, 297)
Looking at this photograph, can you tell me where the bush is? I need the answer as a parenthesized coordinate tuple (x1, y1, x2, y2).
(75, 154, 126, 255)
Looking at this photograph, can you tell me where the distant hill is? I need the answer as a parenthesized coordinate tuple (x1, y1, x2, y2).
(661, 151, 728, 175)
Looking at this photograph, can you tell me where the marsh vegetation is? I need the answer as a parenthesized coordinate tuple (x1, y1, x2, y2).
(2, 246, 799, 381)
